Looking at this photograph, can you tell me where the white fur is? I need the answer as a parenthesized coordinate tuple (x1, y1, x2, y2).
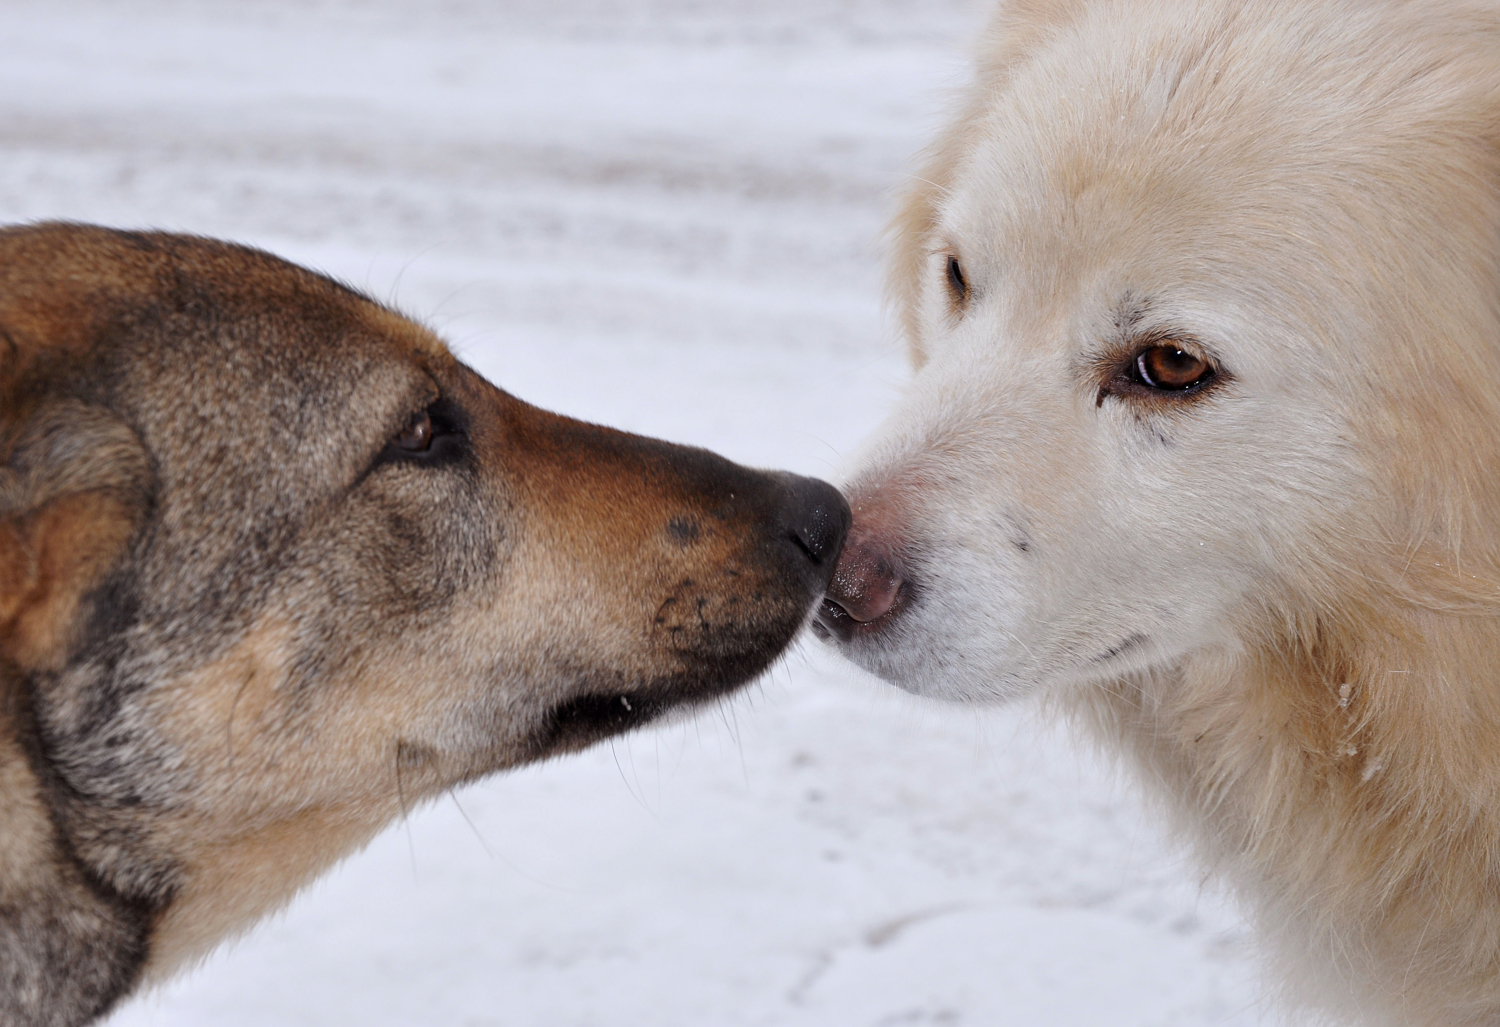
(829, 1, 1500, 1022)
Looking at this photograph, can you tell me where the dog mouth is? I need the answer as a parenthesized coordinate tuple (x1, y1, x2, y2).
(529, 650, 786, 759)
(540, 689, 674, 753)
(523, 475, 851, 759)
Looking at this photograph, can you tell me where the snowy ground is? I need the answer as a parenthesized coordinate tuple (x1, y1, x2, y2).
(3, 2, 1279, 1023)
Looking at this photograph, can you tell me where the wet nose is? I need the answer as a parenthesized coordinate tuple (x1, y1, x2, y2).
(776, 474, 851, 573)
(824, 539, 903, 623)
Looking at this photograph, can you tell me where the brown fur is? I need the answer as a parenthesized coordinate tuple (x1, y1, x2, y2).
(0, 222, 847, 1026)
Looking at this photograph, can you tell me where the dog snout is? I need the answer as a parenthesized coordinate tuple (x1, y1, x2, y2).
(775, 474, 852, 572)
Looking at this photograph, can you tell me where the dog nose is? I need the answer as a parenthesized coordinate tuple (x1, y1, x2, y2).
(777, 474, 851, 569)
(822, 539, 904, 627)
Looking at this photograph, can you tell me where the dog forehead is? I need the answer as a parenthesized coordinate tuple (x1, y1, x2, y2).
(0, 225, 460, 509)
(0, 223, 454, 386)
(935, 0, 1500, 390)
(950, 0, 1495, 270)
(955, 41, 1260, 255)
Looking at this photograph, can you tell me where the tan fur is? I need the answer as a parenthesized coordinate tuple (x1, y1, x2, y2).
(827, 1, 1500, 1021)
(0, 222, 846, 1026)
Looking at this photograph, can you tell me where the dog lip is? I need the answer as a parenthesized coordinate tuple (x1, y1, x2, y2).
(546, 690, 663, 743)
(533, 687, 684, 758)
(534, 628, 803, 755)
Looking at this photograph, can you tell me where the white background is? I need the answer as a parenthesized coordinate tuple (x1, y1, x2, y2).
(2, 2, 1272, 1023)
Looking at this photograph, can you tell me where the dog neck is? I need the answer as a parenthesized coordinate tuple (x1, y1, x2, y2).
(1080, 598, 1500, 1021)
(0, 660, 156, 1026)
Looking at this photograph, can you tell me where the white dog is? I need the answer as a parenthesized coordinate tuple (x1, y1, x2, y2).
(816, 1, 1500, 1022)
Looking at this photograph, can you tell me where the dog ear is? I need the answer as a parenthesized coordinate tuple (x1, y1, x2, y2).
(886, 0, 1087, 367)
(0, 400, 153, 671)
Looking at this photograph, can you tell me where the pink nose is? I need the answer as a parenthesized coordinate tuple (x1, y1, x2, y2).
(824, 539, 903, 624)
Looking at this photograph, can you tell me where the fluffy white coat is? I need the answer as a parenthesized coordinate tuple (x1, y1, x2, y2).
(827, 1, 1500, 1022)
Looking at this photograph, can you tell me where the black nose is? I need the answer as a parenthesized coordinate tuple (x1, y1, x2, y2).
(775, 474, 851, 571)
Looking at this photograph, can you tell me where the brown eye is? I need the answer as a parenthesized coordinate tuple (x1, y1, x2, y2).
(373, 397, 467, 469)
(1133, 346, 1212, 391)
(946, 254, 967, 304)
(394, 409, 433, 452)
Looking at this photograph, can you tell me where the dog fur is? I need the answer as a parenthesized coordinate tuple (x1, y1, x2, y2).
(817, 1, 1500, 1022)
(0, 222, 848, 1027)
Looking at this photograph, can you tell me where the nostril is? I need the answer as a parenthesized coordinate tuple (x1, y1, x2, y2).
(814, 481, 915, 640)
(779, 476, 852, 567)
(824, 541, 903, 624)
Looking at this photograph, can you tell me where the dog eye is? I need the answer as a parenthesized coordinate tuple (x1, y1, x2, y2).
(945, 255, 968, 304)
(1132, 346, 1212, 391)
(394, 409, 433, 452)
(375, 397, 468, 468)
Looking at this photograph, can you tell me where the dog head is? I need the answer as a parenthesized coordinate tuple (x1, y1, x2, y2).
(818, 0, 1500, 701)
(0, 222, 847, 1024)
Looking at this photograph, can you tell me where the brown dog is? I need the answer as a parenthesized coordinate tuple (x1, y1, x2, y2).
(0, 222, 847, 1027)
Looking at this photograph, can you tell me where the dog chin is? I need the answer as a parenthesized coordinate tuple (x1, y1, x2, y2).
(818, 593, 1172, 704)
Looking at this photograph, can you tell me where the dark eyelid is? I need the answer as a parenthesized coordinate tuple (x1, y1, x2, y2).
(371, 394, 471, 471)
(946, 254, 968, 304)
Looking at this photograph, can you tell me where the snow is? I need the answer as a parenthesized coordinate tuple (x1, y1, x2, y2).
(3, 1, 1277, 1023)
